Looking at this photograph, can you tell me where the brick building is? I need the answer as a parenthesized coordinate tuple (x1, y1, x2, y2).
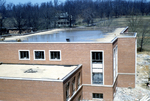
(0, 27, 137, 101)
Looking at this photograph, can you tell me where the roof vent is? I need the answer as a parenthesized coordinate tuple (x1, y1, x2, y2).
(66, 38, 70, 42)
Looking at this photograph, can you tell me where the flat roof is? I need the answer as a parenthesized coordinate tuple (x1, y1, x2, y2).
(0, 27, 136, 43)
(0, 64, 81, 81)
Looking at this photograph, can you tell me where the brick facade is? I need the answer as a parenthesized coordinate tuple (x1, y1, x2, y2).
(0, 34, 136, 101)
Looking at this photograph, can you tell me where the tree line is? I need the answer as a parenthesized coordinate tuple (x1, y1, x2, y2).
(0, 0, 150, 32)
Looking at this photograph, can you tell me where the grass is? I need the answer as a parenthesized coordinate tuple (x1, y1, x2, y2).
(91, 16, 150, 51)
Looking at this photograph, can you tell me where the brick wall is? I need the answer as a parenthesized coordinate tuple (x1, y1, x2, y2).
(0, 79, 63, 101)
(117, 37, 136, 88)
(82, 86, 113, 101)
(0, 43, 114, 85)
(63, 67, 82, 101)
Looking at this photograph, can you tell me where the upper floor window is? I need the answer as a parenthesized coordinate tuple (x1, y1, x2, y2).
(91, 51, 103, 85)
(49, 50, 61, 61)
(34, 50, 45, 60)
(92, 52, 103, 63)
(19, 50, 30, 60)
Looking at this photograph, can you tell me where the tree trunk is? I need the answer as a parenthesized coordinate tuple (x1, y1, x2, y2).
(140, 37, 144, 52)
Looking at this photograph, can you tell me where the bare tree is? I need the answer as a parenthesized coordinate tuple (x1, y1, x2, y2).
(82, 8, 95, 26)
(127, 15, 150, 52)
(12, 4, 26, 34)
(0, 0, 6, 35)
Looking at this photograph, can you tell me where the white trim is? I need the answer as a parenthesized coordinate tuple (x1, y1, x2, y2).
(90, 50, 104, 85)
(0, 42, 113, 44)
(49, 50, 61, 61)
(33, 50, 46, 60)
(111, 37, 118, 43)
(113, 45, 118, 83)
(120, 26, 128, 34)
(82, 84, 113, 87)
(18, 50, 30, 60)
(68, 85, 82, 101)
(0, 77, 63, 82)
(62, 64, 82, 81)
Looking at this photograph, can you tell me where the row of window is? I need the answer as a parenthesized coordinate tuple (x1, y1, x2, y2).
(66, 73, 81, 101)
(19, 50, 61, 61)
(19, 50, 104, 85)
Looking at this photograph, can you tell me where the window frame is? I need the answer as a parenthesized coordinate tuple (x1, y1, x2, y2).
(92, 73, 103, 84)
(33, 50, 45, 60)
(90, 50, 104, 85)
(92, 93, 103, 99)
(49, 50, 61, 61)
(18, 50, 30, 60)
(72, 77, 76, 95)
(113, 45, 118, 83)
(66, 82, 70, 101)
(77, 72, 81, 88)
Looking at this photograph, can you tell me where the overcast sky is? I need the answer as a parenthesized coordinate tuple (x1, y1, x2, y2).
(6, 0, 66, 5)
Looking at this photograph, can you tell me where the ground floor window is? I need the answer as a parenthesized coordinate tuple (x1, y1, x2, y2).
(78, 72, 81, 88)
(19, 50, 30, 60)
(93, 93, 103, 99)
(66, 82, 70, 101)
(72, 77, 76, 94)
(34, 50, 45, 60)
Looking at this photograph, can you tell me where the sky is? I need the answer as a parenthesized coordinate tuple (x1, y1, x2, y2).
(5, 0, 150, 5)
(5, 0, 66, 5)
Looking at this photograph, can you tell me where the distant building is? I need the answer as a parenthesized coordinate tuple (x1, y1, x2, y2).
(56, 12, 74, 27)
(0, 27, 137, 101)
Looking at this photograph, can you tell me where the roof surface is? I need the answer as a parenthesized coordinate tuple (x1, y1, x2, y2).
(0, 64, 78, 81)
(1, 27, 136, 43)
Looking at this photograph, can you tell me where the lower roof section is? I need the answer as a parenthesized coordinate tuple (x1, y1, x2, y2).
(0, 64, 82, 82)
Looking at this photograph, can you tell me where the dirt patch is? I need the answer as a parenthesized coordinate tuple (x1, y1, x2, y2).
(114, 52, 150, 101)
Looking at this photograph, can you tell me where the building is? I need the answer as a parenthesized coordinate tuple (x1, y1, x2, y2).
(0, 27, 137, 101)
(56, 12, 75, 27)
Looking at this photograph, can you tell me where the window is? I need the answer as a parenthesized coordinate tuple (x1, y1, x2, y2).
(92, 52, 103, 63)
(93, 93, 103, 99)
(78, 96, 81, 101)
(66, 82, 70, 101)
(113, 46, 118, 82)
(78, 73, 81, 88)
(92, 73, 103, 84)
(72, 77, 76, 94)
(91, 51, 103, 85)
(49, 50, 61, 61)
(19, 50, 30, 60)
(34, 50, 45, 60)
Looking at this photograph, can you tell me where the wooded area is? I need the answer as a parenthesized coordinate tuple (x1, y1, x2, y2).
(0, 0, 150, 31)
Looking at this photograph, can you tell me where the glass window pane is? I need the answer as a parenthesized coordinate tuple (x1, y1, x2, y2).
(20, 51, 29, 59)
(50, 51, 60, 60)
(35, 51, 44, 59)
(92, 73, 103, 84)
(93, 93, 103, 99)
